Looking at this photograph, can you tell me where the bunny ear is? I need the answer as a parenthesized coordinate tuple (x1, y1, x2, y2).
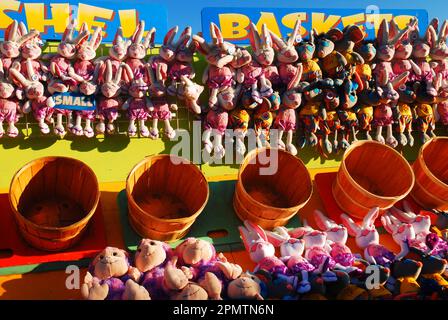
(238, 226, 252, 253)
(244, 220, 268, 242)
(273, 226, 291, 239)
(90, 27, 102, 50)
(381, 212, 397, 235)
(78, 22, 89, 34)
(340, 213, 360, 237)
(440, 20, 448, 41)
(76, 31, 90, 48)
(248, 23, 260, 52)
(377, 19, 389, 46)
(143, 27, 156, 49)
(9, 68, 29, 87)
(62, 20, 76, 41)
(314, 210, 335, 231)
(192, 34, 210, 54)
(326, 28, 343, 42)
(430, 18, 439, 34)
(18, 22, 28, 37)
(288, 227, 310, 239)
(310, 29, 318, 45)
(260, 24, 272, 48)
(105, 60, 113, 83)
(212, 23, 224, 45)
(122, 63, 134, 81)
(391, 71, 409, 89)
(389, 19, 400, 40)
(5, 20, 19, 41)
(390, 205, 415, 223)
(175, 26, 191, 48)
(114, 64, 123, 84)
(25, 58, 36, 81)
(113, 27, 123, 45)
(92, 61, 102, 81)
(363, 207, 380, 228)
(0, 59, 5, 81)
(287, 18, 301, 46)
(287, 63, 303, 90)
(164, 26, 178, 46)
(265, 231, 287, 247)
(132, 20, 145, 43)
(17, 29, 39, 46)
(269, 30, 286, 50)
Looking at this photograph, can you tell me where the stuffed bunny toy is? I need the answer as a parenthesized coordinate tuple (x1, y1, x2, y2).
(0, 60, 20, 138)
(265, 226, 314, 294)
(147, 65, 178, 139)
(10, 61, 54, 134)
(1, 20, 38, 79)
(238, 220, 276, 265)
(203, 84, 241, 161)
(315, 28, 348, 82)
(413, 75, 439, 143)
(409, 19, 438, 97)
(373, 18, 411, 90)
(11, 23, 46, 100)
(97, 27, 131, 91)
(193, 23, 237, 108)
(269, 19, 302, 85)
(372, 70, 409, 147)
(253, 94, 281, 148)
(170, 75, 204, 115)
(125, 20, 154, 84)
(48, 20, 89, 94)
(238, 23, 274, 104)
(334, 25, 366, 67)
(429, 19, 448, 86)
(314, 210, 361, 272)
(272, 63, 303, 155)
(81, 247, 150, 300)
(121, 64, 152, 137)
(341, 207, 396, 267)
(96, 60, 126, 134)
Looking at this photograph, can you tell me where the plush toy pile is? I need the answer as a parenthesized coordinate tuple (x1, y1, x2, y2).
(1, 17, 448, 157)
(82, 204, 448, 300)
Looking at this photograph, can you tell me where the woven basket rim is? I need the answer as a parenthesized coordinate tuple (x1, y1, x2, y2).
(417, 137, 448, 190)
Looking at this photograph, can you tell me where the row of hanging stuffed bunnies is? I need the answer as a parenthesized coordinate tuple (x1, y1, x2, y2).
(1, 17, 448, 157)
(81, 206, 448, 300)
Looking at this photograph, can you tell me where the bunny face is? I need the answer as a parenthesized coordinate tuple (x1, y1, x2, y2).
(128, 80, 148, 98)
(135, 239, 169, 272)
(58, 42, 76, 59)
(22, 40, 42, 60)
(0, 41, 20, 58)
(128, 43, 146, 59)
(249, 23, 275, 66)
(92, 247, 129, 280)
(0, 82, 14, 99)
(412, 215, 431, 235)
(269, 19, 300, 64)
(410, 26, 432, 59)
(394, 37, 413, 59)
(101, 82, 120, 98)
(110, 27, 129, 61)
(79, 81, 97, 96)
(355, 227, 379, 249)
(78, 45, 97, 61)
(217, 86, 237, 110)
(377, 44, 395, 61)
(280, 238, 305, 258)
(282, 90, 302, 109)
(303, 230, 327, 249)
(326, 226, 348, 244)
(25, 81, 44, 100)
(392, 223, 415, 243)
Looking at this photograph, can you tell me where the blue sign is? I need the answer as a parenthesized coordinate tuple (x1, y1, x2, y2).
(53, 91, 96, 111)
(201, 7, 429, 45)
(0, 0, 168, 44)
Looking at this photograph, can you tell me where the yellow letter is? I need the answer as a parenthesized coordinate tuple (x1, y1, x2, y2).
(393, 15, 415, 29)
(255, 12, 281, 38)
(78, 3, 114, 36)
(282, 12, 308, 38)
(0, 0, 21, 29)
(119, 9, 138, 38)
(312, 12, 341, 34)
(366, 14, 393, 36)
(24, 3, 71, 34)
(218, 13, 250, 40)
(341, 13, 366, 31)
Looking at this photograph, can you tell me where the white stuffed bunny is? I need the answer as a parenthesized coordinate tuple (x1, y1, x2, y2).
(238, 220, 275, 264)
(340, 207, 396, 267)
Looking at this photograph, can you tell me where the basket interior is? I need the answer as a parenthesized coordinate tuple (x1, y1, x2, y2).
(241, 149, 312, 208)
(11, 158, 98, 228)
(423, 139, 448, 185)
(345, 144, 413, 197)
(130, 157, 208, 219)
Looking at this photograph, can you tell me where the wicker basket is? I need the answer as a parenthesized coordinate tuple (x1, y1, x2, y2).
(233, 148, 312, 229)
(332, 141, 415, 219)
(9, 157, 100, 251)
(126, 155, 209, 242)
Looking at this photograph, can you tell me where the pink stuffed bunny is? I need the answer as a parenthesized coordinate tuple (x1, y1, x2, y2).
(193, 23, 237, 108)
(373, 70, 409, 147)
(390, 202, 448, 258)
(125, 20, 154, 84)
(48, 20, 89, 94)
(122, 64, 152, 137)
(0, 59, 21, 137)
(265, 226, 314, 293)
(10, 60, 54, 134)
(170, 75, 204, 115)
(12, 23, 46, 100)
(202, 84, 241, 161)
(429, 19, 448, 86)
(96, 60, 126, 134)
(81, 246, 150, 300)
(147, 65, 178, 140)
(97, 27, 132, 91)
(238, 220, 276, 264)
(409, 19, 438, 96)
(340, 207, 396, 267)
(269, 19, 301, 85)
(273, 63, 303, 155)
(314, 209, 360, 272)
